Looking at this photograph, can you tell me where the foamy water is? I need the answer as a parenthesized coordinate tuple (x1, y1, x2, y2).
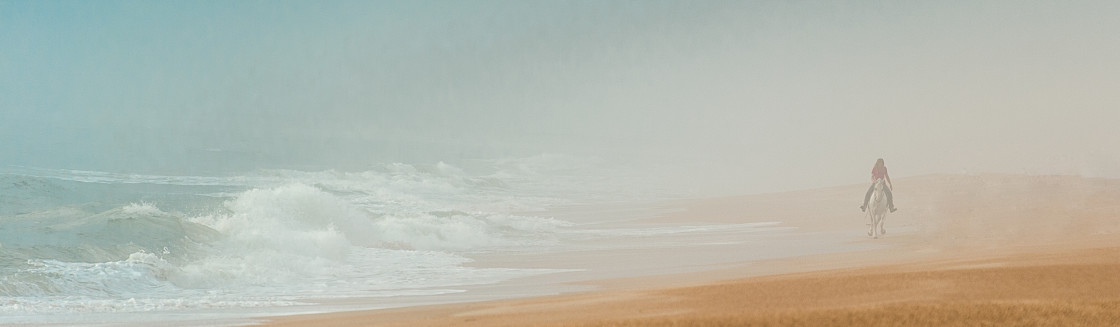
(0, 155, 872, 326)
(0, 155, 708, 325)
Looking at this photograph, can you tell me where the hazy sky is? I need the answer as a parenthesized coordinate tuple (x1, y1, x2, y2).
(2, 1, 1118, 193)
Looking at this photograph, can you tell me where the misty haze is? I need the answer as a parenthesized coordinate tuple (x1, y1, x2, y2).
(2, 1, 1119, 326)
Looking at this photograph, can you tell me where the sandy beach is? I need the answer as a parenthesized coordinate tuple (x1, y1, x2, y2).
(262, 174, 1120, 326)
(10, 2, 1120, 326)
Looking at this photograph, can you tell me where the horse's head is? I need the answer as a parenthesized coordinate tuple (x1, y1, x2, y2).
(873, 178, 886, 191)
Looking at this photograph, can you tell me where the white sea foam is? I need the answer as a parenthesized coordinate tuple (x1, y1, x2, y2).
(120, 202, 166, 216)
(0, 156, 695, 324)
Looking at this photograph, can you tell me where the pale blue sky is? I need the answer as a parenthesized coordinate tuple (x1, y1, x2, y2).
(3, 1, 1119, 192)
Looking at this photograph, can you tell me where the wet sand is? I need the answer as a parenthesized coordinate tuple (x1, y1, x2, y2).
(262, 174, 1120, 326)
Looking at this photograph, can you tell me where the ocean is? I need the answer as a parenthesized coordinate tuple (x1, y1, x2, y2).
(0, 154, 863, 326)
(0, 155, 664, 325)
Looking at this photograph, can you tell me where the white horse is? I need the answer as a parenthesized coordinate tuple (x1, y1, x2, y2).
(867, 178, 889, 238)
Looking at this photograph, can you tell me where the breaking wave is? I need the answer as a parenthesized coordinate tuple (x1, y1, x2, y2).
(0, 155, 652, 319)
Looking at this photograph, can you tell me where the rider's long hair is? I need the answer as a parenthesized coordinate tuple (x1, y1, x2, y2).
(874, 158, 885, 169)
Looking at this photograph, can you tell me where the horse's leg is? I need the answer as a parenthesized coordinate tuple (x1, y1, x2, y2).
(870, 213, 877, 238)
(867, 213, 874, 237)
(869, 215, 878, 237)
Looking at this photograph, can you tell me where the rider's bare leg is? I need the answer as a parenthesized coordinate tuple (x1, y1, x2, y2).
(885, 187, 897, 212)
(861, 184, 873, 211)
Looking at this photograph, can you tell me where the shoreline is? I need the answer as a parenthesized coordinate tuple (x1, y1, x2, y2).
(260, 174, 1120, 326)
(265, 246, 1120, 327)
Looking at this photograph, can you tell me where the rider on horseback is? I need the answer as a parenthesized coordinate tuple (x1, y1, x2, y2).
(861, 158, 897, 213)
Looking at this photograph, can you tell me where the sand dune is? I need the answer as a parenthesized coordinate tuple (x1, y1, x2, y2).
(264, 174, 1120, 326)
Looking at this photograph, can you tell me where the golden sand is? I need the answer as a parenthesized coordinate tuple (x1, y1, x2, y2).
(264, 174, 1120, 326)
